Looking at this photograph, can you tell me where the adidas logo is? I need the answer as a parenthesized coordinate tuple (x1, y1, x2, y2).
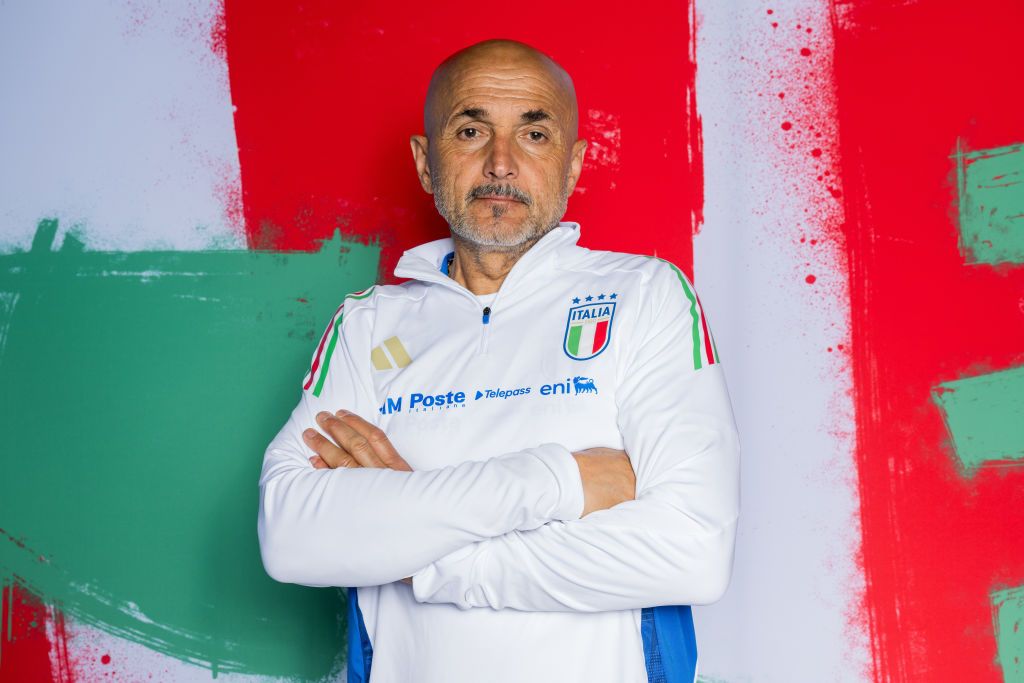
(371, 336, 412, 371)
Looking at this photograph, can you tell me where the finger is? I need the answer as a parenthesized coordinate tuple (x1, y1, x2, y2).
(322, 453, 360, 469)
(315, 412, 387, 468)
(336, 409, 413, 472)
(309, 454, 357, 469)
(302, 427, 361, 469)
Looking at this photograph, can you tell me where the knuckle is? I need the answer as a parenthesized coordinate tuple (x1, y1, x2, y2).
(349, 436, 372, 454)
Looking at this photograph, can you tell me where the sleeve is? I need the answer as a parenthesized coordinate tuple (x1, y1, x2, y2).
(257, 292, 586, 588)
(409, 261, 741, 611)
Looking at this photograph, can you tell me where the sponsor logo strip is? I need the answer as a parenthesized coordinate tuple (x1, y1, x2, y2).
(380, 377, 600, 415)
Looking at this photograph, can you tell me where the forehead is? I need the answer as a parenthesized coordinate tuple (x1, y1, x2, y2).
(437, 59, 571, 125)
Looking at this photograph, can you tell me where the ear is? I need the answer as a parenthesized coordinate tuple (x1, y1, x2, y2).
(409, 135, 433, 194)
(566, 138, 588, 194)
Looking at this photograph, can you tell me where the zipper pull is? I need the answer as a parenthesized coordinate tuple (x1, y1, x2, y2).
(482, 306, 491, 324)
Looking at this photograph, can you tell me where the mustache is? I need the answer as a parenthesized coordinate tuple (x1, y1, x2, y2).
(467, 184, 532, 205)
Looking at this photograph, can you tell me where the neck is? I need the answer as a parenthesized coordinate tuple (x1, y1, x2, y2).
(447, 233, 544, 295)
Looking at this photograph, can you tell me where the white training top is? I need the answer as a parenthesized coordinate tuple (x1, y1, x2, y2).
(257, 221, 741, 683)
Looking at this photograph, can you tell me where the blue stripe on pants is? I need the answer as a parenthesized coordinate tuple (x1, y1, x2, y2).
(641, 605, 697, 683)
(346, 587, 374, 683)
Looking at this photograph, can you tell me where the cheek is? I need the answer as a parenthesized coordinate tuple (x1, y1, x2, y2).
(531, 166, 569, 203)
(437, 152, 479, 194)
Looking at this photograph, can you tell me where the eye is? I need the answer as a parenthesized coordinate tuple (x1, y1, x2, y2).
(527, 131, 547, 142)
(457, 128, 479, 139)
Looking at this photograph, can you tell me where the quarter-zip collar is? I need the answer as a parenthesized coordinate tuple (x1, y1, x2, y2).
(393, 221, 582, 305)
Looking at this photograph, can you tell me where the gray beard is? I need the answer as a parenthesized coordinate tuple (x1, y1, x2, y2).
(434, 178, 571, 257)
(447, 208, 549, 255)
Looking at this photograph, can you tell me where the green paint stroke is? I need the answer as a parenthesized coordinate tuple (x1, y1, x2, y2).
(931, 364, 1024, 474)
(953, 139, 1024, 265)
(991, 584, 1024, 682)
(0, 220, 380, 679)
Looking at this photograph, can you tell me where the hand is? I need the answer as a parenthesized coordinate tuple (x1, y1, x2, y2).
(302, 409, 416, 586)
(302, 409, 413, 471)
(571, 447, 636, 517)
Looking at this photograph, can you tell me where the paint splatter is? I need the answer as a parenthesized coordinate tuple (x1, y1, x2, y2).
(583, 109, 623, 178)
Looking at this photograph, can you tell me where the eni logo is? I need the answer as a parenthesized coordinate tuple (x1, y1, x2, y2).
(572, 376, 598, 395)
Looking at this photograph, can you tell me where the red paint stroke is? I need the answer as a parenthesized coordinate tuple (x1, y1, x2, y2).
(50, 610, 72, 682)
(222, 0, 703, 280)
(831, 0, 1024, 680)
(1, 527, 75, 682)
(0, 582, 57, 682)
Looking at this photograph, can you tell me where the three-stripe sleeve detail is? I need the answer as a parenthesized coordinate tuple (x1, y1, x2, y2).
(655, 258, 719, 370)
(303, 286, 376, 397)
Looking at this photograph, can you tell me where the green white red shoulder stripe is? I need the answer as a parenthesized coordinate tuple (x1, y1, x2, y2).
(303, 286, 376, 396)
(654, 257, 719, 370)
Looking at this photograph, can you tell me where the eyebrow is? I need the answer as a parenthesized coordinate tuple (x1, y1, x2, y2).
(448, 108, 553, 126)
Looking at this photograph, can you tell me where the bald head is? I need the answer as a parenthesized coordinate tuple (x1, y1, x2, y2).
(423, 39, 579, 141)
(409, 39, 588, 259)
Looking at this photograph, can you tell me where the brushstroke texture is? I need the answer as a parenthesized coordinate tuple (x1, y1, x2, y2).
(223, 0, 703, 280)
(831, 0, 1024, 680)
(0, 220, 380, 678)
(991, 584, 1024, 682)
(932, 365, 1024, 473)
(954, 141, 1024, 266)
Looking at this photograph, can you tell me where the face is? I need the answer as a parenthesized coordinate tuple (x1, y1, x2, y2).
(411, 51, 588, 252)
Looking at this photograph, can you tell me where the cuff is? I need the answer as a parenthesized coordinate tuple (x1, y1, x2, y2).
(411, 542, 481, 609)
(530, 442, 585, 522)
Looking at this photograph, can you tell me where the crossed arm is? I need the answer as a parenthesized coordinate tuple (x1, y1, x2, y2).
(301, 361, 739, 612)
(259, 266, 741, 611)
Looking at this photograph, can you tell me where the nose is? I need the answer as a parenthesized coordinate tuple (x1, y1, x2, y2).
(483, 133, 518, 180)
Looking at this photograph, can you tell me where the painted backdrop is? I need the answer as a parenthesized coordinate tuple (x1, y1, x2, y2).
(1, 0, 1022, 681)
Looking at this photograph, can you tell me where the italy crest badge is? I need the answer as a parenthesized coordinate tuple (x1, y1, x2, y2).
(563, 297, 616, 361)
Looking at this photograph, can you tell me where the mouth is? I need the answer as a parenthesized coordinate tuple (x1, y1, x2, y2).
(475, 194, 524, 204)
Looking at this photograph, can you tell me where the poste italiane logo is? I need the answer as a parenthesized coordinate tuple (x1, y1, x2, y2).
(563, 293, 616, 361)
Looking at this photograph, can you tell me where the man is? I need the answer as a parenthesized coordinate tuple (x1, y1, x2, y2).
(257, 38, 740, 683)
